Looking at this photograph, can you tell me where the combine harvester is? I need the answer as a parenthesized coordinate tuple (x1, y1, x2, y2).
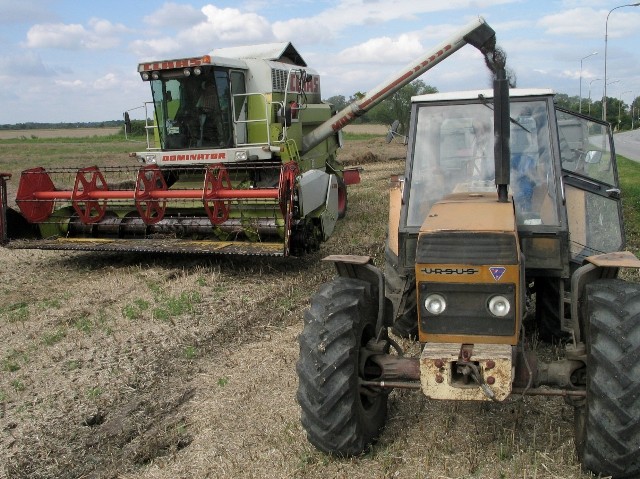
(1, 19, 495, 257)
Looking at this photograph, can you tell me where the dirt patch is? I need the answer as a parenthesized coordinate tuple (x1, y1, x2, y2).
(0, 137, 590, 479)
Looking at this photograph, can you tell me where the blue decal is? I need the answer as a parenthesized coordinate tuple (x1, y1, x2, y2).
(489, 266, 506, 281)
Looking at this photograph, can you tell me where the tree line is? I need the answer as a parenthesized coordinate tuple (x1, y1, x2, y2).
(2, 83, 638, 133)
(326, 81, 640, 133)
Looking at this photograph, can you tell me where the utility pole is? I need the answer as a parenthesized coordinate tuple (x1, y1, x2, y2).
(603, 3, 640, 122)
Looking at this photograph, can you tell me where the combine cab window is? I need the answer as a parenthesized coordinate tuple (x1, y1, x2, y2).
(406, 99, 560, 228)
(150, 67, 233, 150)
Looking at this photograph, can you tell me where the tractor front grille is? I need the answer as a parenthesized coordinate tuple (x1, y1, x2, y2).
(419, 282, 516, 337)
(416, 232, 518, 265)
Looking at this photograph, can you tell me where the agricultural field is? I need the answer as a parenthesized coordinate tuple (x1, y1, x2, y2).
(1, 128, 638, 478)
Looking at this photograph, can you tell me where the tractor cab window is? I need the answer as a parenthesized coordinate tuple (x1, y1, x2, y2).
(557, 108, 623, 261)
(406, 99, 560, 228)
(150, 67, 233, 150)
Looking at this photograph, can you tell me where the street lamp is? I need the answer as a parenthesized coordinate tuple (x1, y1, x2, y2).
(579, 51, 598, 113)
(588, 78, 602, 114)
(618, 90, 632, 127)
(603, 2, 640, 122)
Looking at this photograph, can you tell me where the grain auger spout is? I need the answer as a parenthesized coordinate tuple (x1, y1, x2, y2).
(1, 18, 497, 257)
(301, 17, 497, 154)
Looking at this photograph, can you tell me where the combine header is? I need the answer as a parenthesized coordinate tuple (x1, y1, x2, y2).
(1, 19, 496, 256)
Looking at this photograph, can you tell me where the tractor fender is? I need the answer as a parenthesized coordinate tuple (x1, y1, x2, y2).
(570, 251, 640, 344)
(322, 255, 393, 331)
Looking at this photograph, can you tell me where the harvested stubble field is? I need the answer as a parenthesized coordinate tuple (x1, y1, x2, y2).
(0, 128, 599, 479)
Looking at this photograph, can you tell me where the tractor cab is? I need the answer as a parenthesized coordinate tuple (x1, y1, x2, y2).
(390, 89, 622, 281)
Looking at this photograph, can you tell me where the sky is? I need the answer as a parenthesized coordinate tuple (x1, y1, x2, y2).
(1, 0, 639, 124)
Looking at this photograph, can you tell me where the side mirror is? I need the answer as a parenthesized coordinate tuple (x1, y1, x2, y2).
(386, 120, 407, 144)
(584, 150, 602, 164)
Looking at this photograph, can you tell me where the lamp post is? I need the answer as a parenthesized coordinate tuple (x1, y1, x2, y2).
(603, 2, 640, 122)
(579, 52, 598, 113)
(588, 78, 602, 115)
(619, 90, 632, 128)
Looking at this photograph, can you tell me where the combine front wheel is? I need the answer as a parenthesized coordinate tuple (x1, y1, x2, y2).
(575, 279, 640, 478)
(296, 277, 388, 456)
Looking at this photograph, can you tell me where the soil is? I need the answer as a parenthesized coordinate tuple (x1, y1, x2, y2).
(0, 132, 590, 479)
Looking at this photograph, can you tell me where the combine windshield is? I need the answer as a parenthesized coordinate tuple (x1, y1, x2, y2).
(150, 68, 233, 150)
(406, 99, 560, 228)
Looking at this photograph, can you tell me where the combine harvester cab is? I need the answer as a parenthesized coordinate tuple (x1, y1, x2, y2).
(0, 43, 359, 256)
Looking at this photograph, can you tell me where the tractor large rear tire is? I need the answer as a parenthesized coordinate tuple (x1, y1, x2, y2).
(296, 277, 388, 456)
(575, 279, 640, 478)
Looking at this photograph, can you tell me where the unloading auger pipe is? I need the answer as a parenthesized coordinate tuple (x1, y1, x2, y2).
(301, 17, 497, 154)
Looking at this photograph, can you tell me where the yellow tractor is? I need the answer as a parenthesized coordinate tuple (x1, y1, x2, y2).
(296, 19, 640, 479)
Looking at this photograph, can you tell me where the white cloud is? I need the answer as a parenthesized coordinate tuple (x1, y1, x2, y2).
(24, 19, 129, 50)
(143, 2, 206, 29)
(185, 5, 273, 44)
(130, 37, 183, 59)
(0, 50, 51, 78)
(337, 34, 424, 64)
(93, 73, 120, 91)
(131, 4, 274, 58)
(538, 7, 640, 38)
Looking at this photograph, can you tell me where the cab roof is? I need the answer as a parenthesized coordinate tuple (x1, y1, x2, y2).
(209, 42, 307, 67)
(412, 88, 554, 103)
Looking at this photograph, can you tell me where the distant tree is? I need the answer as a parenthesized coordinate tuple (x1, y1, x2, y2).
(119, 120, 147, 136)
(368, 79, 438, 133)
(324, 95, 348, 112)
(555, 93, 581, 113)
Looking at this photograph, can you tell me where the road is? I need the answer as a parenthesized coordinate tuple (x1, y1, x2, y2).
(614, 129, 640, 162)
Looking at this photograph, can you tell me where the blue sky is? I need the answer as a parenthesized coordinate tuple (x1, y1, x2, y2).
(1, 0, 639, 123)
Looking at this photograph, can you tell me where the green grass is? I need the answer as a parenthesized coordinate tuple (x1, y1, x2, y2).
(618, 156, 640, 251)
(342, 131, 382, 141)
(153, 291, 201, 321)
(1, 302, 29, 323)
(42, 328, 67, 346)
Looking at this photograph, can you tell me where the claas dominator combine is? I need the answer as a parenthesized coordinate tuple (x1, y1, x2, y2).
(297, 17, 640, 479)
(3, 37, 447, 256)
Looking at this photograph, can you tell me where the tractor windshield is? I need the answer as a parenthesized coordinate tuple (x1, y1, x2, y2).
(406, 99, 560, 228)
(150, 67, 233, 150)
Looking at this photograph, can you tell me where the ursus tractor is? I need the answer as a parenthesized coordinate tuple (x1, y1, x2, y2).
(297, 18, 640, 479)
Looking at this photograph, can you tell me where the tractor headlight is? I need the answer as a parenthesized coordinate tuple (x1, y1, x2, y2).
(488, 295, 510, 317)
(424, 294, 446, 315)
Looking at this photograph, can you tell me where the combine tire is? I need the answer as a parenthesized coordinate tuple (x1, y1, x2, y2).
(575, 279, 640, 478)
(296, 277, 388, 456)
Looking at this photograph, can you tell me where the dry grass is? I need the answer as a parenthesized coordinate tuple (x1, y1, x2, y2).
(0, 128, 121, 140)
(0, 133, 598, 479)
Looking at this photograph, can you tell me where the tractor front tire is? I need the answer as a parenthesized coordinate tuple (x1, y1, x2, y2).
(575, 279, 640, 478)
(296, 277, 388, 456)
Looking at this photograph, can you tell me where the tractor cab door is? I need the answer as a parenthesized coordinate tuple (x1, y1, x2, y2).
(557, 107, 624, 267)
